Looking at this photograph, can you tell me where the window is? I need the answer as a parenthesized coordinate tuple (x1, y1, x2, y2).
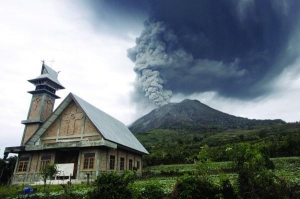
(120, 157, 125, 170)
(83, 153, 95, 169)
(109, 155, 115, 170)
(136, 161, 140, 170)
(129, 159, 133, 170)
(40, 155, 51, 171)
(17, 157, 29, 172)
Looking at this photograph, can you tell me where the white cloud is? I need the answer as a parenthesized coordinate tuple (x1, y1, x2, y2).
(0, 0, 142, 157)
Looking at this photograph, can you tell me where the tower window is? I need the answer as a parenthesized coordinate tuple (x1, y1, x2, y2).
(36, 85, 55, 94)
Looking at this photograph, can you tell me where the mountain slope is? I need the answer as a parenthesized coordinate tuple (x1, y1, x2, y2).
(129, 99, 285, 133)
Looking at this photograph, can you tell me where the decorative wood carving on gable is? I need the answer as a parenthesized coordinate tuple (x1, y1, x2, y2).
(61, 102, 83, 135)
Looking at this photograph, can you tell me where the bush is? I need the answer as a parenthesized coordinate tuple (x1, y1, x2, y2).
(88, 171, 136, 199)
(220, 178, 238, 199)
(230, 143, 290, 199)
(141, 181, 165, 199)
(171, 174, 219, 199)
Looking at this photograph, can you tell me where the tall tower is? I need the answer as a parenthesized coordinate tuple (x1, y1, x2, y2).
(21, 61, 64, 145)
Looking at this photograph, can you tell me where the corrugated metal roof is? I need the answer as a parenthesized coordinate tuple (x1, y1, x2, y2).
(72, 93, 148, 154)
(26, 93, 148, 154)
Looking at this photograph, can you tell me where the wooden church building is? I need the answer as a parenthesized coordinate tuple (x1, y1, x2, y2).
(4, 62, 148, 184)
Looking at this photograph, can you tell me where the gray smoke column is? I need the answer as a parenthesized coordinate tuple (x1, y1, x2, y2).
(128, 21, 192, 106)
(139, 69, 171, 106)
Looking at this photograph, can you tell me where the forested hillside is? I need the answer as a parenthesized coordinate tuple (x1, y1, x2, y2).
(135, 122, 300, 166)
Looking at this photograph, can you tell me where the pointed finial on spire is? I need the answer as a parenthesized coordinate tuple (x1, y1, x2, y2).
(50, 59, 55, 67)
(41, 60, 45, 66)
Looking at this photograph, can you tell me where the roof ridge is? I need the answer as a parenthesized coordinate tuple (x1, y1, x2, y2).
(70, 93, 124, 125)
(42, 63, 58, 77)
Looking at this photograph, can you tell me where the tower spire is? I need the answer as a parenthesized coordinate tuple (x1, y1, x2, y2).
(21, 62, 65, 145)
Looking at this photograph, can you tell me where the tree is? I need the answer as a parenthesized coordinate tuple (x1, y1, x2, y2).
(197, 145, 210, 162)
(229, 143, 289, 198)
(0, 156, 16, 185)
(40, 163, 58, 192)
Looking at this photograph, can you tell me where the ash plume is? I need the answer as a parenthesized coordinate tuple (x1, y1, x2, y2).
(124, 0, 300, 106)
(128, 21, 192, 106)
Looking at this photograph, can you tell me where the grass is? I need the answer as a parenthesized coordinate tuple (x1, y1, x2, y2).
(133, 178, 176, 194)
(272, 157, 300, 184)
(147, 161, 233, 174)
(148, 156, 300, 171)
(0, 182, 89, 198)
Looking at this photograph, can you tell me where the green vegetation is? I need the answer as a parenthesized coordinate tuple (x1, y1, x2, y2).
(172, 175, 221, 199)
(1, 122, 300, 198)
(0, 156, 16, 185)
(0, 183, 90, 198)
(40, 163, 58, 192)
(1, 155, 299, 198)
(137, 123, 300, 166)
(88, 171, 136, 199)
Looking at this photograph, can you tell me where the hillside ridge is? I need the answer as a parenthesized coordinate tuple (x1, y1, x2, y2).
(129, 99, 284, 133)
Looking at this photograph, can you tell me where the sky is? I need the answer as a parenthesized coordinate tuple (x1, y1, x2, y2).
(1, 0, 300, 156)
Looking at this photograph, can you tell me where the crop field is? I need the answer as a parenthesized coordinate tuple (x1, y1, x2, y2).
(272, 157, 300, 184)
(0, 157, 299, 198)
(140, 156, 300, 194)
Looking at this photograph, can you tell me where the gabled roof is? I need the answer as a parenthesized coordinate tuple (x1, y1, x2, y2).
(26, 93, 148, 154)
(28, 64, 64, 89)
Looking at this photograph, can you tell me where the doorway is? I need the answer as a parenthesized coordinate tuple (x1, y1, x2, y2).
(55, 150, 79, 179)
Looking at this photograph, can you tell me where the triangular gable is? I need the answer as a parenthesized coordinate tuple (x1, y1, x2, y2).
(40, 101, 101, 141)
(26, 93, 149, 154)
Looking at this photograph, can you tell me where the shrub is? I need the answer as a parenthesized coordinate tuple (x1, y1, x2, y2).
(220, 178, 238, 199)
(171, 174, 219, 199)
(141, 181, 165, 199)
(88, 171, 136, 199)
(230, 143, 290, 198)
